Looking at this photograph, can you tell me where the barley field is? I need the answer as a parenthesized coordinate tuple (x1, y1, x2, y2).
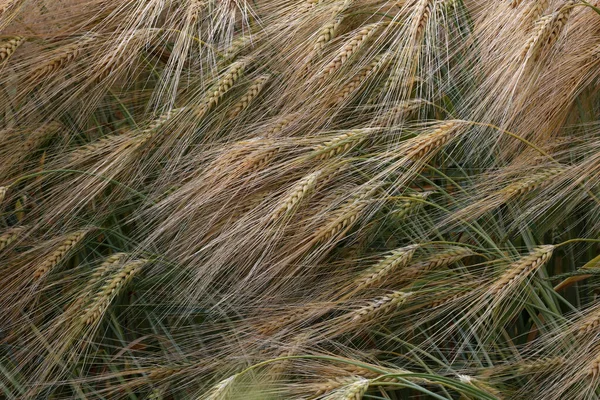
(1, 0, 600, 399)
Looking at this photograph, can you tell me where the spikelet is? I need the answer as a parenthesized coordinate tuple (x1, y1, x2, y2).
(328, 378, 369, 399)
(0, 226, 25, 252)
(511, 0, 522, 8)
(270, 170, 321, 221)
(313, 129, 369, 160)
(354, 245, 418, 292)
(404, 121, 459, 161)
(81, 259, 147, 325)
(350, 291, 412, 323)
(227, 75, 269, 118)
(489, 245, 554, 295)
(333, 53, 388, 104)
(0, 36, 25, 64)
(33, 229, 90, 280)
(501, 166, 565, 199)
(318, 23, 381, 83)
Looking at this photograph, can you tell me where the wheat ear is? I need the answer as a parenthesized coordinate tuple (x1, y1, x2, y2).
(393, 191, 432, 220)
(270, 170, 321, 221)
(0, 226, 25, 252)
(354, 245, 419, 292)
(332, 53, 388, 104)
(0, 36, 24, 64)
(350, 291, 412, 324)
(489, 245, 554, 295)
(318, 23, 382, 84)
(67, 253, 127, 315)
(197, 60, 247, 117)
(501, 166, 565, 199)
(412, 0, 433, 40)
(227, 74, 269, 118)
(334, 378, 370, 399)
(203, 374, 237, 400)
(405, 121, 459, 161)
(33, 229, 90, 280)
(28, 37, 92, 81)
(313, 129, 369, 160)
(403, 247, 473, 282)
(81, 259, 147, 325)
(0, 186, 6, 206)
(521, 2, 574, 62)
(587, 351, 600, 378)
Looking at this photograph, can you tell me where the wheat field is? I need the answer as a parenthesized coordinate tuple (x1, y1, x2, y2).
(1, 0, 600, 399)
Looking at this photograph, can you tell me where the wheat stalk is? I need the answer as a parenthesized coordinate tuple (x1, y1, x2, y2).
(489, 245, 554, 295)
(81, 258, 147, 325)
(0, 35, 24, 64)
(33, 229, 90, 280)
